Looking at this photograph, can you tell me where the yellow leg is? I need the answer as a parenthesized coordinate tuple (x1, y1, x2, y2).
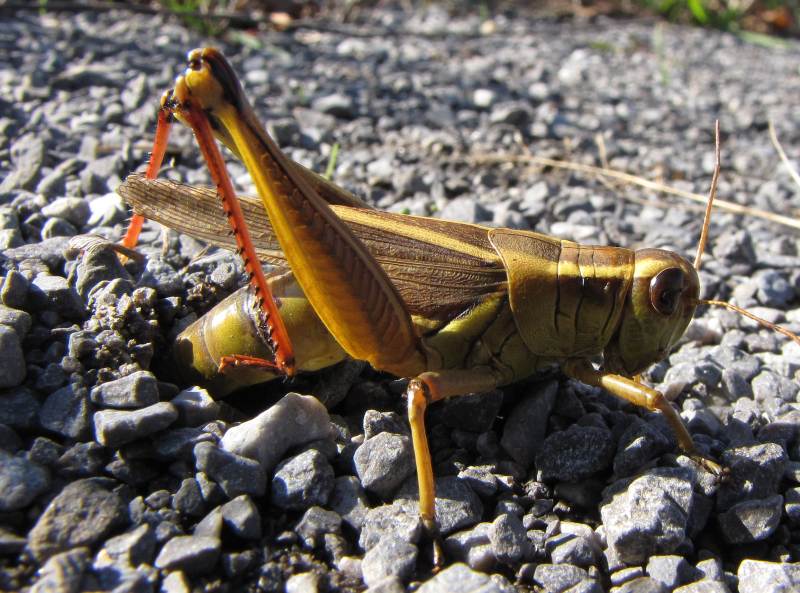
(564, 359, 723, 476)
(405, 370, 500, 566)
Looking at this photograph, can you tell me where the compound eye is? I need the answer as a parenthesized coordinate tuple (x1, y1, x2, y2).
(649, 267, 686, 316)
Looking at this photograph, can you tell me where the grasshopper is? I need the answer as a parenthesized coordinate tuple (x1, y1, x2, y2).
(118, 48, 799, 552)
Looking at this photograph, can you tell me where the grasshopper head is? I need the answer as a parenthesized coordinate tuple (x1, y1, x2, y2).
(604, 249, 699, 375)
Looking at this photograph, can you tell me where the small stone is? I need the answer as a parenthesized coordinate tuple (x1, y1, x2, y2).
(41, 197, 90, 227)
(328, 476, 370, 531)
(362, 537, 418, 586)
(616, 577, 669, 593)
(29, 274, 86, 320)
(718, 495, 783, 543)
(417, 562, 513, 593)
(0, 450, 50, 511)
(93, 402, 178, 447)
(194, 441, 266, 499)
(613, 419, 672, 477)
(40, 384, 93, 440)
(286, 572, 320, 593)
(500, 381, 557, 469)
(533, 564, 600, 593)
(737, 559, 800, 593)
(0, 387, 40, 429)
(536, 424, 615, 481)
(646, 555, 699, 589)
(172, 478, 204, 517)
(458, 467, 498, 498)
(27, 479, 128, 561)
(717, 442, 786, 510)
(220, 495, 261, 540)
(673, 581, 730, 592)
(29, 547, 89, 593)
(271, 449, 334, 510)
(1, 270, 29, 309)
(438, 390, 503, 433)
(56, 441, 106, 478)
(220, 392, 331, 472)
(601, 469, 694, 564)
(99, 524, 155, 567)
(295, 506, 341, 548)
(489, 513, 528, 564)
(160, 571, 191, 593)
(0, 304, 32, 339)
(155, 535, 220, 575)
(0, 326, 25, 388)
(365, 577, 405, 593)
(90, 371, 159, 409)
(396, 476, 483, 536)
(354, 432, 415, 498)
(360, 499, 423, 551)
(313, 93, 354, 118)
(547, 530, 597, 568)
(443, 523, 494, 572)
(171, 386, 220, 426)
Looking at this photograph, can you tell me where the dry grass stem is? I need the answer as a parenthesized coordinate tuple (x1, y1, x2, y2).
(465, 152, 800, 231)
(768, 119, 800, 191)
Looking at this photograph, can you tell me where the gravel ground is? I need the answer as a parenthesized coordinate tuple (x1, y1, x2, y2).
(2, 5, 800, 593)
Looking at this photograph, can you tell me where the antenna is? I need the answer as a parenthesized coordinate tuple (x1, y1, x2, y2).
(694, 120, 720, 271)
(690, 121, 800, 347)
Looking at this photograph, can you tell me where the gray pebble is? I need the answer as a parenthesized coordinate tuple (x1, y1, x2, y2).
(536, 424, 615, 482)
(0, 304, 32, 338)
(155, 535, 220, 575)
(29, 547, 89, 593)
(397, 476, 483, 536)
(646, 555, 699, 589)
(90, 370, 159, 409)
(613, 419, 671, 477)
(93, 402, 178, 447)
(172, 477, 204, 517)
(1, 270, 29, 309)
(99, 524, 155, 567)
(160, 571, 191, 593)
(363, 410, 409, 439)
(328, 476, 369, 531)
(194, 441, 266, 499)
(673, 581, 730, 593)
(533, 564, 601, 593)
(489, 513, 528, 564)
(458, 467, 498, 498)
(0, 325, 25, 388)
(56, 441, 105, 478)
(417, 562, 514, 593)
(295, 506, 342, 548)
(601, 469, 694, 564)
(616, 577, 669, 593)
(0, 387, 40, 429)
(0, 450, 49, 511)
(365, 576, 405, 593)
(547, 530, 597, 568)
(717, 495, 783, 543)
(313, 93, 355, 118)
(362, 537, 418, 586)
(717, 442, 786, 510)
(443, 523, 494, 572)
(171, 386, 220, 426)
(752, 370, 799, 404)
(439, 390, 504, 433)
(271, 449, 334, 510)
(41, 197, 90, 227)
(737, 559, 800, 593)
(359, 499, 422, 551)
(40, 384, 93, 440)
(27, 478, 128, 561)
(354, 432, 415, 498)
(220, 495, 261, 541)
(220, 392, 331, 473)
(500, 381, 557, 469)
(29, 274, 86, 320)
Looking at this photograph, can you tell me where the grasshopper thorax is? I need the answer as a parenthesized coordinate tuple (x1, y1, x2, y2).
(603, 248, 699, 376)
